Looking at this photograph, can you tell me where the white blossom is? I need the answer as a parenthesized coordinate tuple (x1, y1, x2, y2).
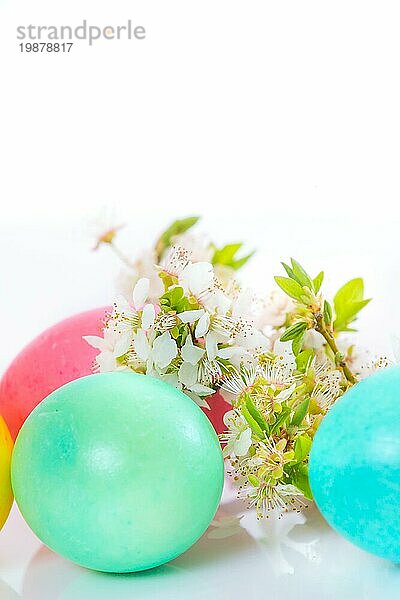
(257, 290, 293, 329)
(134, 330, 178, 372)
(221, 410, 252, 457)
(83, 328, 129, 372)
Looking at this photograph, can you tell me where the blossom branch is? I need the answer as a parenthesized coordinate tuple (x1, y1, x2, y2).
(314, 313, 357, 385)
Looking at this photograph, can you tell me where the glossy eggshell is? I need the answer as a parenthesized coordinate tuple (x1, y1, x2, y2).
(309, 366, 400, 562)
(0, 416, 13, 529)
(0, 308, 108, 440)
(11, 372, 224, 573)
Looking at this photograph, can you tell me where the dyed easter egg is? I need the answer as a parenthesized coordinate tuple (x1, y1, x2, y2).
(12, 372, 224, 572)
(309, 366, 400, 562)
(205, 391, 229, 436)
(0, 307, 108, 440)
(0, 416, 13, 529)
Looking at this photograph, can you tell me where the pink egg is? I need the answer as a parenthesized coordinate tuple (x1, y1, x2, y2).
(204, 391, 229, 436)
(0, 307, 109, 440)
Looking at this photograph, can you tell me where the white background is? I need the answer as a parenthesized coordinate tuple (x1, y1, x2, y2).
(0, 2, 400, 597)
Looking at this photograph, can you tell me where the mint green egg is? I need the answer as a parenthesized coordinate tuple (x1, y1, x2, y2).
(309, 366, 400, 562)
(11, 372, 224, 573)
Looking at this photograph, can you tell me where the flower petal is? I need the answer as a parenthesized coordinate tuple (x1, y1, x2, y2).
(133, 277, 150, 309)
(159, 372, 182, 389)
(83, 335, 107, 351)
(234, 327, 270, 353)
(141, 303, 156, 330)
(134, 329, 150, 361)
(181, 336, 205, 365)
(113, 294, 131, 310)
(206, 331, 218, 360)
(195, 312, 210, 338)
(189, 383, 215, 396)
(96, 353, 115, 372)
(231, 288, 255, 320)
(152, 332, 178, 369)
(113, 331, 133, 358)
(185, 390, 211, 409)
(218, 346, 241, 359)
(223, 409, 237, 427)
(178, 361, 198, 387)
(234, 427, 252, 456)
(205, 289, 231, 313)
(275, 382, 296, 401)
(178, 309, 205, 324)
(180, 262, 214, 296)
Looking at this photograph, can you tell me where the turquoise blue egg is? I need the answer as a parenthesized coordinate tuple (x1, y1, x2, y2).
(11, 372, 224, 573)
(309, 366, 400, 562)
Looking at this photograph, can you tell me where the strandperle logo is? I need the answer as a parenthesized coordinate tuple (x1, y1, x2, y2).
(17, 20, 146, 46)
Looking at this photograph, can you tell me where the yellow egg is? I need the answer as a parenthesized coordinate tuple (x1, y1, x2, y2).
(0, 416, 13, 529)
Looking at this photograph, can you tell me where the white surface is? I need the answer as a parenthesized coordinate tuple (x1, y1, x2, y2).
(1, 484, 400, 600)
(1, 1, 400, 598)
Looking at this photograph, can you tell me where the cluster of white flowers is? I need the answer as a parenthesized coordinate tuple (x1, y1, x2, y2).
(85, 246, 271, 408)
(217, 341, 345, 516)
(89, 216, 394, 516)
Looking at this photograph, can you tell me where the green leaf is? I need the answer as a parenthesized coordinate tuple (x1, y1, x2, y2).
(323, 300, 332, 325)
(155, 216, 200, 259)
(270, 407, 291, 435)
(291, 397, 310, 426)
(290, 258, 313, 289)
(293, 435, 312, 463)
(230, 251, 255, 270)
(274, 276, 305, 301)
(295, 349, 314, 373)
(292, 334, 305, 356)
(280, 322, 307, 342)
(160, 286, 187, 311)
(281, 262, 296, 279)
(291, 464, 313, 500)
(334, 299, 371, 331)
(245, 396, 269, 434)
(212, 243, 254, 271)
(313, 271, 324, 293)
(333, 278, 371, 332)
(170, 326, 180, 339)
(170, 286, 184, 304)
(213, 242, 241, 263)
(158, 271, 177, 292)
(334, 278, 364, 305)
(241, 405, 264, 438)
